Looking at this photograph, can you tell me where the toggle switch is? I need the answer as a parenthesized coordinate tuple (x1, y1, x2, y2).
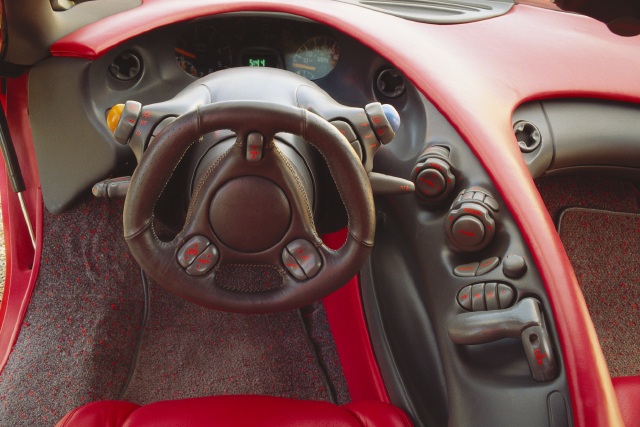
(110, 100, 142, 145)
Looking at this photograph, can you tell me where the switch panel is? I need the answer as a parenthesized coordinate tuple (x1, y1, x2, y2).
(457, 282, 516, 311)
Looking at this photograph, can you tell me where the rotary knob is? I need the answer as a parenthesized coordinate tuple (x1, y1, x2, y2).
(411, 145, 456, 204)
(445, 187, 499, 252)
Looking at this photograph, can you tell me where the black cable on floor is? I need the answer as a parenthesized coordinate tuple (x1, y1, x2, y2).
(119, 268, 151, 400)
(300, 301, 352, 405)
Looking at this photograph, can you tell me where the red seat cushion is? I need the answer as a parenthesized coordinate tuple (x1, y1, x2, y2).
(56, 395, 412, 427)
(613, 376, 640, 427)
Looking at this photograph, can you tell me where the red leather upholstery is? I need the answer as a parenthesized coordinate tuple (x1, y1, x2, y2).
(613, 377, 640, 427)
(56, 401, 140, 427)
(55, 395, 412, 427)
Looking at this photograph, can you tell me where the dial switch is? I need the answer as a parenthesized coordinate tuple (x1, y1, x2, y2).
(451, 215, 485, 248)
(411, 146, 456, 204)
(445, 187, 498, 252)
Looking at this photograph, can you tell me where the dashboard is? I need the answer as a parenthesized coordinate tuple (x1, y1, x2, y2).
(29, 13, 410, 213)
(17, 2, 638, 426)
(7, 1, 638, 425)
(174, 17, 340, 81)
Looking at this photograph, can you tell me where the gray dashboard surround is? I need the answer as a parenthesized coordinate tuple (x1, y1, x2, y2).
(514, 99, 640, 178)
(28, 26, 191, 213)
(29, 58, 126, 213)
(3, 0, 141, 65)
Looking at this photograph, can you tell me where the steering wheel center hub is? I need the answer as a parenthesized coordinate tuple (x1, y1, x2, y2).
(209, 176, 291, 253)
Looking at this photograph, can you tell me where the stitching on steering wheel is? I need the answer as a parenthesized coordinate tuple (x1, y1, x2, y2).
(272, 141, 316, 240)
(183, 143, 234, 227)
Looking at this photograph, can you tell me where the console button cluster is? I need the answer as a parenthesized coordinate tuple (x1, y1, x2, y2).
(282, 239, 322, 280)
(176, 235, 219, 276)
(457, 282, 515, 311)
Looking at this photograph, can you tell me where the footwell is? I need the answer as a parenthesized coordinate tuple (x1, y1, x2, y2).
(558, 208, 640, 377)
(537, 175, 640, 377)
(0, 197, 349, 426)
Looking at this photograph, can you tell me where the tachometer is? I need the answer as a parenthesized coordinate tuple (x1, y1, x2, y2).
(291, 36, 339, 80)
(175, 24, 232, 77)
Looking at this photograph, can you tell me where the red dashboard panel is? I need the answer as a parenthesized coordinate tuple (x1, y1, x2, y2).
(0, 75, 43, 375)
(48, 1, 640, 425)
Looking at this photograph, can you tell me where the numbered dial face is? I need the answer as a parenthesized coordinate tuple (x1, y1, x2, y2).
(291, 36, 340, 80)
(175, 24, 233, 77)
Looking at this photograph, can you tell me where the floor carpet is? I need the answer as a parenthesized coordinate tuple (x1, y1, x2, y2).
(0, 196, 349, 426)
(121, 279, 339, 404)
(558, 208, 640, 377)
(0, 197, 145, 426)
(537, 176, 640, 377)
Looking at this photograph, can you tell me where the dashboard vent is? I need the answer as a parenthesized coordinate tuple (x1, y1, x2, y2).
(337, 0, 513, 23)
(109, 51, 143, 81)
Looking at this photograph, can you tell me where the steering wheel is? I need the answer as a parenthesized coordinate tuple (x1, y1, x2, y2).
(123, 100, 375, 313)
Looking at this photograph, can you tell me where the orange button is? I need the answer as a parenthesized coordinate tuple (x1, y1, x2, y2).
(106, 104, 125, 132)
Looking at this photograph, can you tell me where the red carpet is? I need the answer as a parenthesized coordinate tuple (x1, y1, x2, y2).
(537, 176, 640, 377)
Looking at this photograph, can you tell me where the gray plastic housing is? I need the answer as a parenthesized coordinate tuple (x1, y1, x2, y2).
(513, 99, 640, 178)
(361, 93, 571, 427)
(28, 28, 192, 213)
(3, 0, 140, 65)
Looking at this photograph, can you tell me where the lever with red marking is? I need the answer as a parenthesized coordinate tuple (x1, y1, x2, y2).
(448, 298, 558, 381)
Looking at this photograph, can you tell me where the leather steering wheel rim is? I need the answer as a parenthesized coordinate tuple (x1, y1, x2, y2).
(123, 100, 375, 313)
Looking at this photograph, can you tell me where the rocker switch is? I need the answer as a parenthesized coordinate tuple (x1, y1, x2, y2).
(112, 101, 142, 145)
(282, 250, 307, 280)
(177, 236, 209, 268)
(246, 132, 264, 162)
(186, 245, 219, 276)
(286, 239, 322, 279)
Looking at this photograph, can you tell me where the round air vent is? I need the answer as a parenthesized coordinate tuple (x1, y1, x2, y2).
(109, 51, 143, 81)
(376, 68, 406, 98)
(513, 120, 542, 153)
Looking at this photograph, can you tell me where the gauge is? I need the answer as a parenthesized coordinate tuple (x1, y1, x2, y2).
(175, 24, 233, 77)
(291, 36, 339, 80)
(175, 50, 198, 77)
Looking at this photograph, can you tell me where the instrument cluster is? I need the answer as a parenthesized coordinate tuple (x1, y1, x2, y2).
(175, 16, 340, 81)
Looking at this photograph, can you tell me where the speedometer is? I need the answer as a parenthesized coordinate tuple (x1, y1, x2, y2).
(291, 36, 339, 80)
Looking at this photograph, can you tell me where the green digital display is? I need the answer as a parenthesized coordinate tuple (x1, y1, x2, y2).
(249, 58, 267, 67)
(242, 52, 278, 68)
